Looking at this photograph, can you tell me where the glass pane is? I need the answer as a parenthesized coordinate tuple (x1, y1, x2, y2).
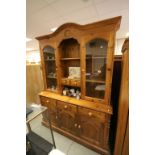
(85, 39, 108, 99)
(43, 46, 57, 91)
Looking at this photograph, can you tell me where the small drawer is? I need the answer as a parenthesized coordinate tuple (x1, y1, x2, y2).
(76, 80, 80, 87)
(57, 100, 77, 113)
(70, 79, 80, 87)
(78, 107, 106, 122)
(61, 79, 70, 85)
(70, 80, 77, 86)
(40, 96, 56, 110)
(40, 96, 50, 104)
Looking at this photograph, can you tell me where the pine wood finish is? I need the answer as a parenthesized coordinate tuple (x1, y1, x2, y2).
(36, 16, 121, 155)
(114, 38, 129, 155)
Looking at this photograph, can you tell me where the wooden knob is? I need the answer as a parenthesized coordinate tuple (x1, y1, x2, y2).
(74, 82, 77, 85)
(88, 112, 92, 117)
(64, 105, 68, 109)
(46, 100, 50, 103)
(78, 125, 81, 129)
(82, 69, 85, 72)
(56, 116, 58, 119)
(74, 123, 77, 127)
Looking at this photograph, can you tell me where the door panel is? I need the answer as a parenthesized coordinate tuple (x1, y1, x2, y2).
(78, 107, 105, 147)
(40, 96, 58, 126)
(57, 101, 77, 134)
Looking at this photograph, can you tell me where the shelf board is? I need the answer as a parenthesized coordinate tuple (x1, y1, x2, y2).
(86, 56, 106, 59)
(86, 79, 105, 84)
(47, 76, 56, 79)
(61, 58, 80, 60)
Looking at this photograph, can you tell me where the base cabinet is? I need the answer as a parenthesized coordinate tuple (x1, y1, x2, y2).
(57, 101, 77, 135)
(40, 96, 111, 154)
(78, 107, 106, 148)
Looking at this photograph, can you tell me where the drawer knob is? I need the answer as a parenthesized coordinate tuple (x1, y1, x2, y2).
(88, 112, 92, 117)
(78, 125, 81, 129)
(74, 123, 77, 127)
(74, 82, 77, 85)
(64, 105, 68, 109)
(56, 116, 58, 119)
(46, 100, 50, 103)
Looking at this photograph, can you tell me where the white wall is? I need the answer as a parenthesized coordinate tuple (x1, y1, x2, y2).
(115, 38, 126, 55)
(26, 50, 40, 64)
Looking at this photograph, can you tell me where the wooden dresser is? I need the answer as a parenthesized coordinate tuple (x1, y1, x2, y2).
(36, 16, 121, 155)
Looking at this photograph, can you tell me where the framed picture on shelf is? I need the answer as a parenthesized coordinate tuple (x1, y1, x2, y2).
(68, 67, 80, 79)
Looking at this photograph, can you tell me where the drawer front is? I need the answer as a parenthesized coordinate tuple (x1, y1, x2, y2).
(40, 96, 58, 126)
(70, 79, 80, 87)
(61, 79, 70, 85)
(56, 100, 77, 134)
(40, 96, 56, 110)
(40, 96, 50, 104)
(61, 79, 80, 87)
(57, 100, 77, 113)
(78, 107, 106, 122)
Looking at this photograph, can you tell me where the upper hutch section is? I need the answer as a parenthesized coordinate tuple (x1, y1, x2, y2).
(36, 16, 121, 104)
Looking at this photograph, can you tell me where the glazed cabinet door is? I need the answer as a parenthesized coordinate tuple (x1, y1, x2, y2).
(77, 107, 106, 147)
(40, 96, 58, 126)
(85, 39, 108, 102)
(57, 101, 77, 134)
(43, 46, 58, 91)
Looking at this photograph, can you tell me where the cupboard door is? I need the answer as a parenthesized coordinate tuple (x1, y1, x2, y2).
(43, 46, 57, 91)
(85, 39, 108, 100)
(57, 101, 77, 134)
(48, 99, 59, 127)
(78, 107, 106, 147)
(40, 96, 51, 122)
(40, 97, 58, 126)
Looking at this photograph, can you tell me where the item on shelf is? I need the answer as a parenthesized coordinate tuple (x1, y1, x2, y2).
(62, 87, 69, 96)
(75, 89, 81, 100)
(62, 89, 67, 96)
(86, 73, 91, 79)
(70, 89, 75, 94)
(48, 72, 56, 78)
(68, 67, 80, 79)
(76, 94, 80, 100)
(95, 85, 105, 91)
(46, 56, 55, 60)
(47, 56, 52, 60)
(53, 73, 56, 78)
(51, 85, 55, 90)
